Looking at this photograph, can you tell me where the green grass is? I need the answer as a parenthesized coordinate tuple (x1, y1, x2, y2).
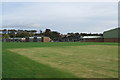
(2, 42, 119, 49)
(2, 42, 119, 78)
(3, 49, 76, 78)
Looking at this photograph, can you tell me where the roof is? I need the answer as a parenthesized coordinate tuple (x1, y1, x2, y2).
(9, 38, 25, 39)
(103, 28, 120, 38)
(104, 28, 120, 33)
(82, 36, 102, 39)
(29, 36, 42, 38)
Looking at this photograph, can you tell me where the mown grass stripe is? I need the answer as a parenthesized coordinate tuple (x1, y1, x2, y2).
(2, 49, 77, 78)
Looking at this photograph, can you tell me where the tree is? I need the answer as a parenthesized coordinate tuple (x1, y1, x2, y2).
(43, 29, 51, 37)
(16, 32, 29, 38)
(2, 34, 10, 39)
(45, 29, 51, 33)
(40, 30, 42, 34)
(50, 31, 61, 39)
(30, 30, 37, 34)
(2, 29, 7, 34)
(21, 32, 30, 37)
(8, 30, 16, 38)
(41, 29, 62, 41)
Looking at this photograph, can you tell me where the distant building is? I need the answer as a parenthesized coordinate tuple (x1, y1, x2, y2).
(2, 38, 26, 42)
(41, 37, 51, 42)
(26, 36, 52, 42)
(2, 36, 51, 42)
(103, 28, 120, 42)
(81, 36, 104, 42)
(26, 36, 42, 42)
(2, 28, 119, 43)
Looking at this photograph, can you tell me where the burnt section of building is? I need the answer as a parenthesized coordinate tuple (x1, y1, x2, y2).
(103, 28, 120, 42)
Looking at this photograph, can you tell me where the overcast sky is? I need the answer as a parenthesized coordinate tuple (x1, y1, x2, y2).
(1, 2, 118, 33)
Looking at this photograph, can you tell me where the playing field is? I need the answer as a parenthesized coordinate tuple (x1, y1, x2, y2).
(2, 42, 119, 78)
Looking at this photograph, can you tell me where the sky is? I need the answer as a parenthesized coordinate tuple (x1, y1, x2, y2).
(1, 0, 119, 2)
(1, 2, 118, 34)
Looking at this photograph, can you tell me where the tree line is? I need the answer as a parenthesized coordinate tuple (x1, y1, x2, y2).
(0, 29, 103, 42)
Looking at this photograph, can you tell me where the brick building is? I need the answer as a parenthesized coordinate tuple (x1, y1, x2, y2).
(41, 37, 51, 42)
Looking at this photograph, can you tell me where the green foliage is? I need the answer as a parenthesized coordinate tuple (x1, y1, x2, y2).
(43, 29, 61, 40)
(2, 34, 10, 39)
(16, 32, 30, 38)
(8, 30, 16, 38)
(8, 33, 16, 38)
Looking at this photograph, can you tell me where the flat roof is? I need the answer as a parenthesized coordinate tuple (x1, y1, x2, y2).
(82, 36, 102, 38)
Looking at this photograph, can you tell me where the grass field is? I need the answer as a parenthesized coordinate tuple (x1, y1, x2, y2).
(2, 42, 119, 78)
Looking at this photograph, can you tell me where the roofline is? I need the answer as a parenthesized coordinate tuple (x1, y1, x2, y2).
(103, 27, 120, 33)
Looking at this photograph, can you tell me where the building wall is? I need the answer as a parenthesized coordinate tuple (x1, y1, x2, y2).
(26, 38, 30, 42)
(42, 37, 51, 42)
(25, 37, 41, 42)
(104, 38, 120, 42)
(103, 28, 120, 42)
(81, 38, 104, 42)
(103, 28, 120, 38)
